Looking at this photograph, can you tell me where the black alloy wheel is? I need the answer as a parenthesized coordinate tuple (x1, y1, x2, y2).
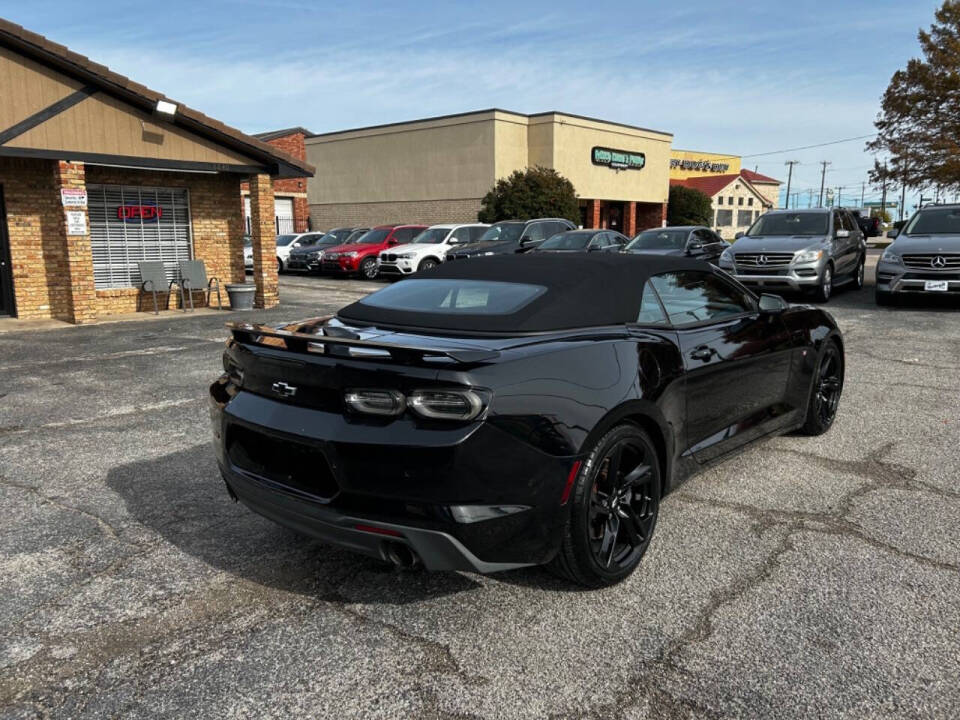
(801, 340, 843, 435)
(550, 424, 660, 587)
(360, 257, 378, 280)
(418, 258, 438, 272)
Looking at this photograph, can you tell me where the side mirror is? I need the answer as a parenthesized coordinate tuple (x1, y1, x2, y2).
(887, 228, 899, 239)
(836, 229, 850, 238)
(734, 232, 745, 240)
(292, 242, 301, 248)
(758, 293, 788, 314)
(387, 238, 398, 246)
(686, 242, 703, 255)
(447, 237, 459, 245)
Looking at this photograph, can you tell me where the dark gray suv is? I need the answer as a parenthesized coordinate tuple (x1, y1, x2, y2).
(719, 208, 866, 302)
(876, 204, 960, 304)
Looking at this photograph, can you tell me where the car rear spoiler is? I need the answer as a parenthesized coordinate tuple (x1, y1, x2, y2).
(227, 322, 500, 364)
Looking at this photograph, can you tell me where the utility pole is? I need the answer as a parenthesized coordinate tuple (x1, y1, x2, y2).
(900, 182, 906, 221)
(818, 161, 831, 207)
(860, 182, 865, 208)
(879, 164, 888, 221)
(807, 189, 814, 208)
(837, 186, 844, 207)
(783, 160, 799, 209)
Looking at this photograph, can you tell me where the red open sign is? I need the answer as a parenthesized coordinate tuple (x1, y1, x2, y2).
(117, 205, 163, 221)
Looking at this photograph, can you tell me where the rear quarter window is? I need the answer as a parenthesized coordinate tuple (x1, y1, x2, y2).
(357, 279, 547, 315)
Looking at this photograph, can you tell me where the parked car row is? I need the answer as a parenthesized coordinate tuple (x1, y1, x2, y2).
(244, 203, 959, 306)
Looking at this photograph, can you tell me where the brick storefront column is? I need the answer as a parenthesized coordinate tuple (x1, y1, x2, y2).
(248, 173, 278, 309)
(585, 200, 601, 229)
(54, 161, 97, 324)
(623, 201, 637, 237)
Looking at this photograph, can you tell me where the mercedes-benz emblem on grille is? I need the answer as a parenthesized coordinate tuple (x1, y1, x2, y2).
(931, 255, 947, 268)
(757, 255, 767, 265)
(271, 381, 297, 398)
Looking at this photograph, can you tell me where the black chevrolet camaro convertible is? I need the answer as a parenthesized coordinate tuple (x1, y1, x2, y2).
(210, 253, 844, 587)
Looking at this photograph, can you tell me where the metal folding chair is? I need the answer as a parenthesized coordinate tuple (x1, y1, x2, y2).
(177, 260, 222, 311)
(137, 261, 173, 315)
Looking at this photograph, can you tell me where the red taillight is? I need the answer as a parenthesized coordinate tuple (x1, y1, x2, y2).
(354, 524, 403, 537)
(560, 460, 582, 505)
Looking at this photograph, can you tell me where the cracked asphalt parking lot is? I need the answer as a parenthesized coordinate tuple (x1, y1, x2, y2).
(1, 258, 959, 719)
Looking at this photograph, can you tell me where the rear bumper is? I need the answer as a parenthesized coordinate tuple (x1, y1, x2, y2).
(210, 383, 575, 571)
(221, 466, 532, 572)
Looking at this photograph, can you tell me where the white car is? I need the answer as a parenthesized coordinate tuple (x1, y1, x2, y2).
(244, 232, 313, 273)
(377, 223, 489, 277)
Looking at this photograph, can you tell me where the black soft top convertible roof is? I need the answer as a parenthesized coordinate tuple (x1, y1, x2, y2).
(337, 253, 712, 334)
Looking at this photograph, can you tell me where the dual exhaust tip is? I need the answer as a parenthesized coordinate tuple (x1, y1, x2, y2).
(384, 541, 420, 569)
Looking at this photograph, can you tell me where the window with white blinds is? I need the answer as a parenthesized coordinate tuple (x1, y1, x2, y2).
(88, 184, 193, 289)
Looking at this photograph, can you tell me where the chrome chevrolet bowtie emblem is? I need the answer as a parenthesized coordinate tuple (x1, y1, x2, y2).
(931, 255, 947, 268)
(757, 255, 768, 265)
(271, 381, 297, 398)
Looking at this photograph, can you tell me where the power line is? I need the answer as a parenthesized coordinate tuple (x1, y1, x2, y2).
(741, 134, 877, 160)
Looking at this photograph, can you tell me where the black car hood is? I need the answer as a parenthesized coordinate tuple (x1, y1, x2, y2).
(626, 248, 685, 256)
(452, 240, 520, 255)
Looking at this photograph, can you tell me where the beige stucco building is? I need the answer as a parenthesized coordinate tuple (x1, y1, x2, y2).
(305, 109, 673, 236)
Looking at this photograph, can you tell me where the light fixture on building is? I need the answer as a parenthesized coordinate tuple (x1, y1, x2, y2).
(154, 100, 177, 117)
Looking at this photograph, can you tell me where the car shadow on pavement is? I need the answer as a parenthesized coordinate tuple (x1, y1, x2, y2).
(106, 443, 482, 604)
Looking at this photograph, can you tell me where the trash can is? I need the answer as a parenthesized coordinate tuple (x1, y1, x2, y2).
(225, 283, 256, 311)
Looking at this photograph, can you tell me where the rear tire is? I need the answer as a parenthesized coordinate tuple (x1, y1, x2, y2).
(853, 254, 865, 290)
(800, 340, 843, 436)
(277, 258, 284, 274)
(549, 424, 661, 588)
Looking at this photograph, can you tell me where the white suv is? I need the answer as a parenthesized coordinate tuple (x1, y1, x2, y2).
(244, 232, 314, 274)
(377, 224, 488, 277)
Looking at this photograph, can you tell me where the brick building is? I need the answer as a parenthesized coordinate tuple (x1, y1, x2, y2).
(0, 19, 313, 323)
(240, 127, 313, 235)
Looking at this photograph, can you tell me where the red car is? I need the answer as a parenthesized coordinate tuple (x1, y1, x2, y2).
(321, 224, 426, 279)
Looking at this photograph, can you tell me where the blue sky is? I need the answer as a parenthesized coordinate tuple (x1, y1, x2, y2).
(3, 0, 942, 211)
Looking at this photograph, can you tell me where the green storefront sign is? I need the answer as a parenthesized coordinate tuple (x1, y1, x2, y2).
(592, 146, 645, 170)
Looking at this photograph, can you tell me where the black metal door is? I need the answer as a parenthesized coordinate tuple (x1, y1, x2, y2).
(0, 186, 14, 316)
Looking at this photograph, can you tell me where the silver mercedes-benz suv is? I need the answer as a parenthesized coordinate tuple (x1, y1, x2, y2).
(719, 208, 866, 302)
(876, 204, 960, 305)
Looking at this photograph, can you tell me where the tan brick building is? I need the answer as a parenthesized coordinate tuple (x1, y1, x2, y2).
(0, 19, 313, 323)
(305, 109, 673, 236)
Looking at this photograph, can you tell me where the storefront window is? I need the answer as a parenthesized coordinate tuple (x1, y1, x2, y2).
(716, 210, 733, 227)
(88, 185, 192, 289)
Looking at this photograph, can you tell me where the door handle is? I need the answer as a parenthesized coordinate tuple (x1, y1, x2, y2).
(689, 345, 717, 361)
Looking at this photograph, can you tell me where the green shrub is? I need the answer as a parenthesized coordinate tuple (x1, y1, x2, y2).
(478, 166, 579, 224)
